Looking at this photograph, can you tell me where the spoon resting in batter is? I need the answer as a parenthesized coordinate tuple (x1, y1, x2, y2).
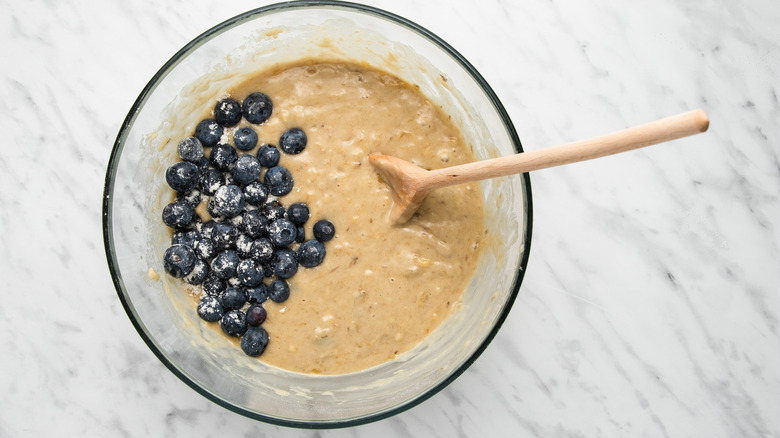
(370, 109, 710, 224)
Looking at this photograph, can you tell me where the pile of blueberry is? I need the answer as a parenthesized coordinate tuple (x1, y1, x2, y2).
(160, 92, 335, 357)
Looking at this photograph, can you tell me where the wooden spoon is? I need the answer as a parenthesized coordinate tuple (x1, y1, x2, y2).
(369, 109, 709, 224)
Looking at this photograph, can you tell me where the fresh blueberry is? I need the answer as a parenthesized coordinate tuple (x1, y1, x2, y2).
(235, 234, 253, 259)
(237, 259, 264, 287)
(211, 250, 240, 279)
(239, 209, 268, 238)
(195, 156, 211, 171)
(257, 145, 280, 167)
(243, 181, 269, 206)
(211, 222, 238, 250)
(202, 275, 226, 296)
(214, 98, 242, 127)
(176, 188, 201, 207)
(295, 226, 305, 244)
(197, 296, 224, 322)
(163, 244, 197, 278)
(162, 201, 195, 229)
(220, 287, 246, 310)
(165, 161, 200, 192)
(268, 279, 290, 302)
(234, 127, 258, 151)
(242, 92, 273, 124)
(212, 184, 245, 218)
(271, 248, 298, 279)
(313, 219, 335, 242)
(287, 202, 310, 225)
(279, 128, 307, 154)
(199, 220, 217, 240)
(185, 258, 209, 285)
(249, 238, 275, 264)
(245, 283, 269, 304)
(264, 166, 294, 196)
(297, 240, 327, 268)
(262, 200, 286, 222)
(241, 326, 269, 356)
(209, 143, 237, 171)
(195, 238, 216, 260)
(199, 168, 224, 195)
(220, 309, 247, 337)
(177, 136, 205, 163)
(231, 154, 261, 185)
(226, 276, 242, 288)
(268, 219, 297, 248)
(195, 119, 223, 147)
(172, 229, 201, 248)
(246, 304, 267, 326)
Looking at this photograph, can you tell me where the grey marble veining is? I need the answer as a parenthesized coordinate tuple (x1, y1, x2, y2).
(1, 0, 778, 436)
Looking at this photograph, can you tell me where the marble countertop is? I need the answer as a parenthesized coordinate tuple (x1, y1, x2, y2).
(2, 0, 778, 436)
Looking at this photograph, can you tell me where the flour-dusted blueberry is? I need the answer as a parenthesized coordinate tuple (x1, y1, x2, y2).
(202, 275, 226, 296)
(231, 154, 262, 185)
(243, 181, 269, 206)
(295, 226, 305, 244)
(242, 92, 273, 124)
(262, 200, 286, 222)
(199, 220, 217, 240)
(178, 136, 204, 163)
(313, 219, 335, 242)
(176, 188, 201, 207)
(234, 126, 258, 151)
(195, 156, 211, 171)
(206, 198, 223, 220)
(279, 128, 307, 154)
(264, 166, 294, 196)
(246, 304, 267, 326)
(240, 209, 268, 238)
(211, 221, 238, 250)
(268, 218, 297, 248)
(235, 234, 253, 259)
(195, 237, 216, 260)
(185, 258, 209, 285)
(220, 309, 247, 337)
(214, 98, 242, 127)
(211, 250, 240, 279)
(166, 161, 200, 192)
(297, 240, 327, 268)
(197, 296, 224, 322)
(172, 229, 201, 248)
(241, 326, 269, 356)
(268, 279, 290, 302)
(227, 276, 242, 288)
(220, 287, 246, 311)
(195, 119, 223, 147)
(287, 202, 310, 226)
(199, 168, 224, 196)
(212, 184, 245, 218)
(162, 201, 195, 229)
(257, 145, 280, 168)
(249, 238, 275, 264)
(245, 283, 269, 304)
(237, 259, 264, 287)
(209, 143, 238, 171)
(163, 244, 197, 278)
(271, 248, 298, 279)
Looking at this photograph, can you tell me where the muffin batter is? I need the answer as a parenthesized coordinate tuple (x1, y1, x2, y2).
(183, 61, 485, 374)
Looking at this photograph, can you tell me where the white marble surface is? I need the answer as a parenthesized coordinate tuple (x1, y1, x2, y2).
(2, 0, 779, 436)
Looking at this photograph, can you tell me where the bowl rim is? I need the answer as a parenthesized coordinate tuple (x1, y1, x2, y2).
(102, 0, 533, 429)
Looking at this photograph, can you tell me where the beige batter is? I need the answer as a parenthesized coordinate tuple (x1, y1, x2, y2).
(186, 61, 485, 374)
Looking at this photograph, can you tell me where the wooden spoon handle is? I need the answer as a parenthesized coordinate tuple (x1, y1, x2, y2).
(426, 109, 709, 189)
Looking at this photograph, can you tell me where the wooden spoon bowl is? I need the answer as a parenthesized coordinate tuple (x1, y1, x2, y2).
(370, 109, 710, 224)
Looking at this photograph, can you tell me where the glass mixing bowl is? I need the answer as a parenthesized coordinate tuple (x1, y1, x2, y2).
(103, 0, 532, 428)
